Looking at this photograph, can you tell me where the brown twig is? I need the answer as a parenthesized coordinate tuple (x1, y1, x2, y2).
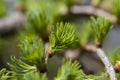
(84, 45, 117, 80)
(0, 11, 26, 33)
(70, 5, 117, 23)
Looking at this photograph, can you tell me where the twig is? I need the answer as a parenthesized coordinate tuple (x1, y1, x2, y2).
(64, 49, 80, 61)
(45, 42, 49, 64)
(70, 5, 117, 23)
(84, 45, 117, 80)
(0, 11, 26, 33)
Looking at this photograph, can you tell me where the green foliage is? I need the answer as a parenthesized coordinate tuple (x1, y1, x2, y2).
(40, 73, 47, 80)
(55, 59, 87, 80)
(108, 48, 120, 64)
(22, 71, 46, 80)
(90, 17, 113, 44)
(16, 70, 47, 80)
(117, 73, 120, 79)
(49, 22, 79, 55)
(0, 69, 16, 80)
(26, 0, 54, 36)
(8, 56, 36, 74)
(20, 0, 71, 37)
(112, 0, 120, 21)
(18, 35, 45, 68)
(8, 56, 47, 80)
(91, 0, 103, 6)
(87, 74, 109, 80)
(77, 21, 94, 46)
(0, 0, 6, 17)
(55, 59, 109, 80)
(26, 0, 56, 36)
(63, 0, 75, 8)
(27, 9, 50, 36)
(0, 38, 8, 50)
(54, 0, 75, 8)
(0, 58, 111, 80)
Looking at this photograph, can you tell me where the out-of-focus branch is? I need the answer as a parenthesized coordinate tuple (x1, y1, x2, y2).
(64, 49, 80, 61)
(70, 5, 117, 23)
(0, 12, 26, 33)
(84, 45, 117, 80)
(45, 42, 49, 64)
(0, 5, 117, 33)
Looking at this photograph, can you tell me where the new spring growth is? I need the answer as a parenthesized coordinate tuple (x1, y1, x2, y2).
(49, 22, 79, 55)
(18, 35, 45, 69)
(90, 17, 113, 47)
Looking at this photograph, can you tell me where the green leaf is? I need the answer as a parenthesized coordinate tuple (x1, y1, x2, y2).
(63, 0, 75, 8)
(0, 0, 6, 17)
(8, 56, 36, 74)
(18, 35, 45, 69)
(117, 73, 120, 79)
(0, 69, 16, 80)
(26, 0, 54, 36)
(55, 59, 87, 80)
(91, 0, 103, 6)
(27, 8, 50, 35)
(87, 74, 109, 80)
(55, 59, 110, 80)
(77, 21, 94, 46)
(90, 16, 113, 44)
(23, 71, 47, 80)
(108, 48, 120, 64)
(112, 0, 120, 21)
(49, 22, 79, 55)
(8, 56, 47, 80)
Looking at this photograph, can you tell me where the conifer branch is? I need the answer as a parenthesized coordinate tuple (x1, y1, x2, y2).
(8, 56, 36, 74)
(84, 45, 117, 80)
(90, 17, 113, 47)
(8, 57, 47, 80)
(55, 59, 87, 80)
(112, 0, 120, 22)
(22, 71, 47, 80)
(18, 35, 46, 73)
(49, 22, 79, 56)
(0, 69, 16, 80)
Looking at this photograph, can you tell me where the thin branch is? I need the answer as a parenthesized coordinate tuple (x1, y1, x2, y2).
(0, 11, 26, 33)
(45, 42, 49, 64)
(70, 5, 117, 23)
(84, 45, 117, 80)
(64, 49, 80, 61)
